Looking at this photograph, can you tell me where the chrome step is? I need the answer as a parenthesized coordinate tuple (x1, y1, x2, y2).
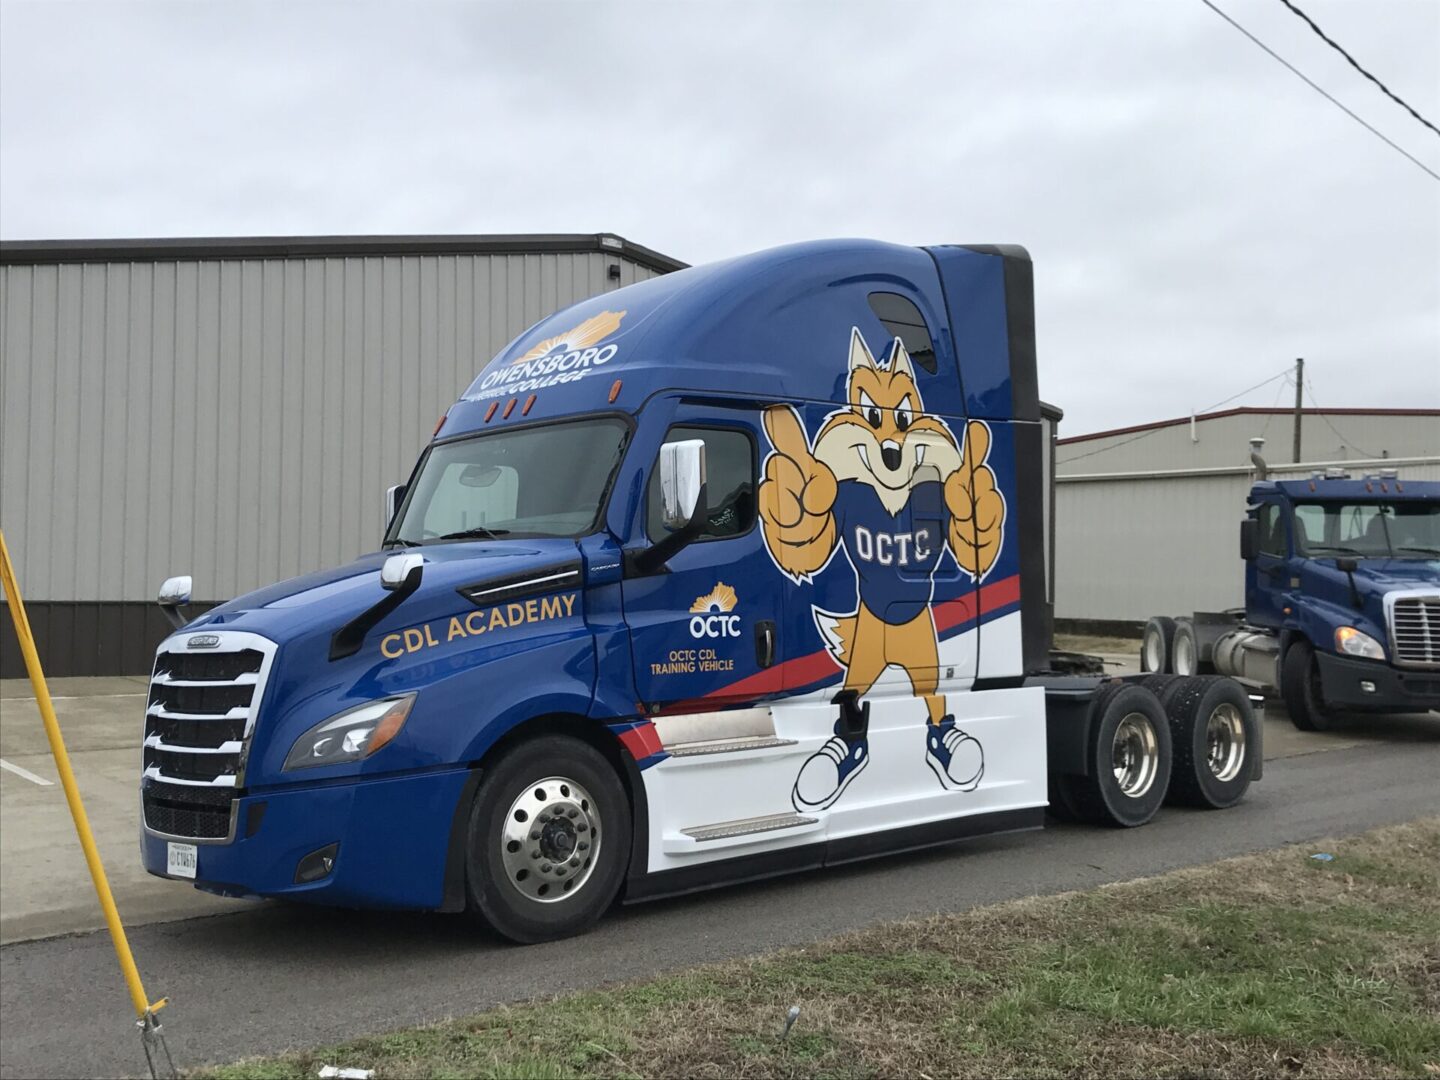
(666, 735, 798, 758)
(682, 811, 818, 843)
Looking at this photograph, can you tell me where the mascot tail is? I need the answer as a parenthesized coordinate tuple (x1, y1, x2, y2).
(813, 608, 858, 668)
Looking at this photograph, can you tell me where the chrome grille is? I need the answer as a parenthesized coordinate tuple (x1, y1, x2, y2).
(142, 631, 276, 842)
(1388, 594, 1440, 669)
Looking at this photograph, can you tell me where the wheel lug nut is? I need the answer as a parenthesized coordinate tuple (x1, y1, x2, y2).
(569, 856, 580, 867)
(541, 863, 552, 873)
(578, 841, 589, 852)
(576, 823, 587, 832)
(530, 829, 540, 840)
(566, 808, 578, 819)
(531, 849, 541, 859)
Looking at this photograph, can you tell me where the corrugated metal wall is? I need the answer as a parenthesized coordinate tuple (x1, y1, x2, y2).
(1, 251, 661, 609)
(1055, 456, 1440, 624)
(1058, 410, 1439, 475)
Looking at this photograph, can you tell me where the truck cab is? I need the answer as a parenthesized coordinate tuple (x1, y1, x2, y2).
(1241, 474, 1440, 727)
(140, 240, 1260, 942)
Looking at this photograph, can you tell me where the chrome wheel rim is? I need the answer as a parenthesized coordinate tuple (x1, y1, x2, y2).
(500, 776, 601, 904)
(1143, 630, 1163, 672)
(1206, 703, 1246, 782)
(1112, 713, 1159, 798)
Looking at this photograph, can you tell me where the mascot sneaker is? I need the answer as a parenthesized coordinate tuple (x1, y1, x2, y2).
(792, 735, 868, 811)
(925, 715, 984, 792)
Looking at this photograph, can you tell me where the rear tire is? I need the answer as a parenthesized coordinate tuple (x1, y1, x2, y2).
(1171, 620, 1215, 676)
(1057, 682, 1172, 828)
(465, 735, 631, 943)
(1281, 640, 1336, 732)
(1141, 617, 1177, 673)
(1157, 676, 1256, 808)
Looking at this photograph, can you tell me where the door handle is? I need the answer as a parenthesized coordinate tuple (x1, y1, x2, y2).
(754, 620, 776, 669)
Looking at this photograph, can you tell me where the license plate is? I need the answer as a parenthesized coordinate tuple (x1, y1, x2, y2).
(166, 842, 197, 879)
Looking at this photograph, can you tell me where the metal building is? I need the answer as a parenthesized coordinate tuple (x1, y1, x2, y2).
(1053, 407, 1440, 628)
(0, 234, 684, 676)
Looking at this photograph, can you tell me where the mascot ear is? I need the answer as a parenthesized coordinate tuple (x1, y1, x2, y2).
(888, 338, 914, 379)
(848, 327, 877, 373)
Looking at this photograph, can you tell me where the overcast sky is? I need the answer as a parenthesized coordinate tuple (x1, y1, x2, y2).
(1, 0, 1436, 437)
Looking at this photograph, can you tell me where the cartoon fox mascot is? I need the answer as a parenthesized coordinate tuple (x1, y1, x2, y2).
(759, 328, 1006, 811)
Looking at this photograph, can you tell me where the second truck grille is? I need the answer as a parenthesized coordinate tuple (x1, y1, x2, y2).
(1389, 596, 1440, 668)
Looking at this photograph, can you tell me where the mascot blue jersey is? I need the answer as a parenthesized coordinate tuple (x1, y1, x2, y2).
(832, 477, 949, 624)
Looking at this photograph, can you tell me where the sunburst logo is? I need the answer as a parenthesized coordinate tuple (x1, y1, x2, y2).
(510, 310, 626, 365)
(690, 583, 738, 614)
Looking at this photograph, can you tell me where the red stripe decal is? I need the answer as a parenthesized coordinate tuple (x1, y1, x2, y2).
(617, 721, 663, 760)
(660, 573, 1022, 712)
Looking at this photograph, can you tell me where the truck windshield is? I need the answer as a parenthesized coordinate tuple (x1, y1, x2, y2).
(1293, 501, 1440, 559)
(387, 418, 630, 544)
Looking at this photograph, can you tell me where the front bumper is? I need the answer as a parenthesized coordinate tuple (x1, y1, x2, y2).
(1315, 651, 1440, 713)
(140, 767, 472, 910)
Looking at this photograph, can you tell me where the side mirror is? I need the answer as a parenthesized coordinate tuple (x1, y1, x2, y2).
(631, 439, 708, 575)
(659, 439, 706, 531)
(380, 552, 424, 592)
(1335, 557, 1358, 573)
(1239, 519, 1258, 561)
(385, 484, 407, 531)
(157, 575, 193, 630)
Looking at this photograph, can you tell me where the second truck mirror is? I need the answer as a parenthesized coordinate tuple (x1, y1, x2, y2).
(1239, 518, 1258, 561)
(660, 439, 706, 531)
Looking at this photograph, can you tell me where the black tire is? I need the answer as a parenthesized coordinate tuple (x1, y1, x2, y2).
(1141, 673, 1186, 702)
(1046, 774, 1082, 822)
(1280, 640, 1336, 732)
(1057, 682, 1172, 828)
(1141, 617, 1177, 673)
(1158, 676, 1256, 809)
(465, 735, 631, 943)
(1171, 619, 1215, 676)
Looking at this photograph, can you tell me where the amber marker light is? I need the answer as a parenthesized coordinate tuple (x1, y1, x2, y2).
(484, 402, 498, 423)
(432, 412, 448, 437)
(365, 697, 413, 756)
(502, 398, 517, 419)
(609, 379, 623, 403)
(522, 394, 537, 415)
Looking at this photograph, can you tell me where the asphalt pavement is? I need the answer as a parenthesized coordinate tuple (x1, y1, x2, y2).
(2, 723, 1437, 1079)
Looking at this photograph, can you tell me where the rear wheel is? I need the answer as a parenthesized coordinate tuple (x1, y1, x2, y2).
(1141, 617, 1177, 673)
(465, 735, 631, 943)
(1156, 676, 1256, 808)
(1057, 682, 1172, 827)
(1171, 620, 1215, 676)
(1280, 640, 1336, 732)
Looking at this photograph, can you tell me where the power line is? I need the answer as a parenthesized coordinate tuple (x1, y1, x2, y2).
(1275, 0, 1439, 139)
(1058, 366, 1293, 466)
(1302, 378, 1380, 458)
(1198, 0, 1440, 183)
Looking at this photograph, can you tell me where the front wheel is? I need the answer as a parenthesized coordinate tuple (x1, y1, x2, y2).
(465, 734, 631, 943)
(1280, 640, 1335, 732)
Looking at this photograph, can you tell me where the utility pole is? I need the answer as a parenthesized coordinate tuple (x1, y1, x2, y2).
(1292, 357, 1304, 463)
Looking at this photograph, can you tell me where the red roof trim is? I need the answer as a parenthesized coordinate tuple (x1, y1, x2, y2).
(1058, 407, 1440, 446)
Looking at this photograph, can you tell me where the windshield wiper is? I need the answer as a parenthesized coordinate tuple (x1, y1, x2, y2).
(435, 526, 510, 542)
(383, 538, 421, 549)
(1394, 545, 1440, 556)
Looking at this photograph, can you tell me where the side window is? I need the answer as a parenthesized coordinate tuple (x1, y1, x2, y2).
(1292, 504, 1324, 553)
(867, 292, 937, 374)
(647, 426, 757, 542)
(1258, 504, 1286, 557)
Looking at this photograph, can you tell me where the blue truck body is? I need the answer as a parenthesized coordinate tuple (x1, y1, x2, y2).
(140, 240, 1260, 940)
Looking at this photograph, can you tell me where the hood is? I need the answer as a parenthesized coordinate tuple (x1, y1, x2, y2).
(185, 539, 583, 643)
(1348, 559, 1440, 592)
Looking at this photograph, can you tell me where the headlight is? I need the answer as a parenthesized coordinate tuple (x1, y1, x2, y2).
(1334, 626, 1385, 661)
(283, 694, 416, 771)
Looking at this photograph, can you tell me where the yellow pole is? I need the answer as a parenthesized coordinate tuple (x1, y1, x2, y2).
(0, 527, 165, 1019)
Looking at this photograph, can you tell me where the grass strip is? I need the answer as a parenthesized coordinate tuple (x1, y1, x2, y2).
(204, 818, 1440, 1079)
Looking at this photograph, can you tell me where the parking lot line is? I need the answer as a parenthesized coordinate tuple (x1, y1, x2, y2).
(0, 758, 54, 786)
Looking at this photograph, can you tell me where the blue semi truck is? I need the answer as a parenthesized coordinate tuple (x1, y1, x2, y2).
(141, 240, 1263, 942)
(1141, 446, 1439, 731)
